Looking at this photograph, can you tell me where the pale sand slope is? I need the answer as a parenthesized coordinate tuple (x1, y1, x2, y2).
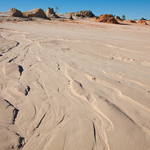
(0, 20, 150, 150)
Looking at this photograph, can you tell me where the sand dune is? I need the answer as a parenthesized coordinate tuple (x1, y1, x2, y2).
(0, 20, 150, 150)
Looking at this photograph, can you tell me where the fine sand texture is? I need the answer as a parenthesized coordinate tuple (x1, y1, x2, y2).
(0, 20, 150, 150)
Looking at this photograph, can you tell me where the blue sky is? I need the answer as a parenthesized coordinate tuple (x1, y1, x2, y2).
(0, 0, 150, 20)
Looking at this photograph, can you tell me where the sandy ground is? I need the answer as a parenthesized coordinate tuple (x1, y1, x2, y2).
(0, 19, 150, 150)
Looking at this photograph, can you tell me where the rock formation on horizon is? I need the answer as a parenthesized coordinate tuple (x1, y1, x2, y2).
(93, 14, 119, 24)
(124, 19, 136, 23)
(9, 7, 24, 17)
(75, 10, 95, 18)
(69, 15, 74, 20)
(45, 7, 59, 19)
(115, 16, 122, 21)
(65, 12, 76, 16)
(137, 20, 147, 25)
(22, 8, 47, 19)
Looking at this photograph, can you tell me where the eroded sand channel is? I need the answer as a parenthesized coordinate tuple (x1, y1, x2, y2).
(0, 20, 150, 150)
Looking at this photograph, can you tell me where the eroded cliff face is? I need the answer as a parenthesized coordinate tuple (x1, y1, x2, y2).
(0, 20, 150, 150)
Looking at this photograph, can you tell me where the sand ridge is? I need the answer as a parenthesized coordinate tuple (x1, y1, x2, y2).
(0, 20, 150, 150)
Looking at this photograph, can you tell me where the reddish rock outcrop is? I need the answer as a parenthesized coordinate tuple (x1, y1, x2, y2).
(23, 8, 47, 18)
(9, 7, 23, 17)
(137, 20, 147, 25)
(93, 14, 119, 24)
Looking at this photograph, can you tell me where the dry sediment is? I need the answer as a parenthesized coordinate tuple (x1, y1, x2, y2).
(0, 19, 150, 150)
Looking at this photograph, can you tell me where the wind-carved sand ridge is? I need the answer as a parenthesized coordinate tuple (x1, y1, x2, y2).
(0, 20, 150, 150)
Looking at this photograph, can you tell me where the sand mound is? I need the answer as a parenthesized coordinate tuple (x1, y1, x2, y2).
(0, 98, 25, 149)
(3, 63, 22, 78)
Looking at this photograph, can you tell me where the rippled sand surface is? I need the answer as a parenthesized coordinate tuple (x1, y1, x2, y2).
(0, 20, 150, 150)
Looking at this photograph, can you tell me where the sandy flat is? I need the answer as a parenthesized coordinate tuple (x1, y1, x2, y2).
(0, 19, 150, 150)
